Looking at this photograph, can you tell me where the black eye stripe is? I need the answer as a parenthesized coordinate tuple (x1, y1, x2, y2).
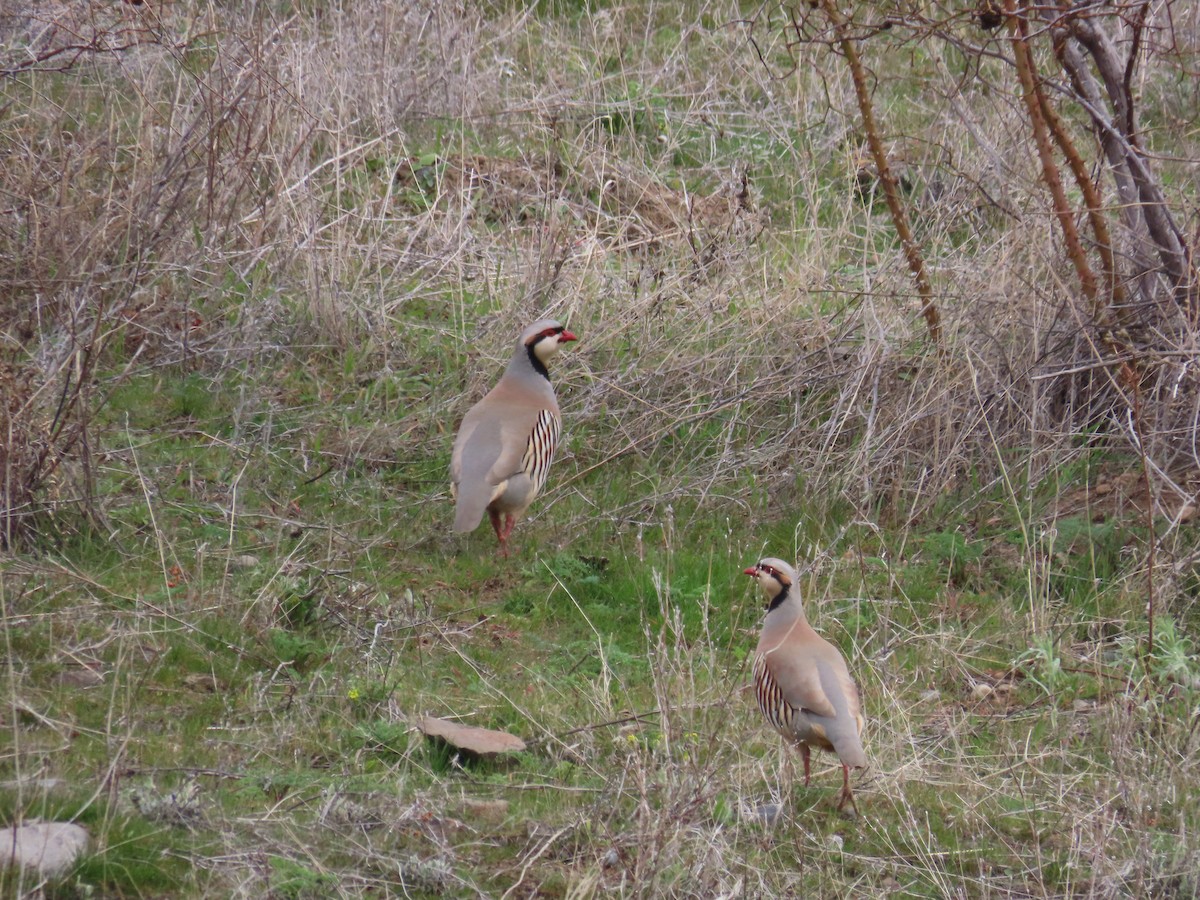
(531, 327, 563, 343)
(757, 564, 791, 587)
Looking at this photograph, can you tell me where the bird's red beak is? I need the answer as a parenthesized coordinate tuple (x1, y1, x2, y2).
(560, 330, 578, 343)
(743, 567, 759, 577)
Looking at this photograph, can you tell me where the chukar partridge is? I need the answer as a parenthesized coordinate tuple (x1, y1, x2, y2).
(744, 558, 867, 815)
(450, 319, 577, 556)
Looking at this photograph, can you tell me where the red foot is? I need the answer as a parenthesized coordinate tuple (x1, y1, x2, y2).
(489, 510, 516, 557)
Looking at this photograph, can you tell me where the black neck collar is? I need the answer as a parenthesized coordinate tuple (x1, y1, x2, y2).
(526, 341, 550, 380)
(766, 582, 790, 613)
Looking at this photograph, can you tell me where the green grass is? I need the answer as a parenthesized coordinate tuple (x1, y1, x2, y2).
(4, 371, 1194, 894)
(5, 325, 1193, 895)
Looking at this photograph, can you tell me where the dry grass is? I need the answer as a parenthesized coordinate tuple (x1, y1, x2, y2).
(6, 0, 1187, 514)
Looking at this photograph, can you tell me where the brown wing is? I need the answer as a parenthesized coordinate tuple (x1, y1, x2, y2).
(757, 638, 839, 720)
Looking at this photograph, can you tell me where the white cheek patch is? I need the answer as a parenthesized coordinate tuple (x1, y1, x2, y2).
(532, 335, 560, 363)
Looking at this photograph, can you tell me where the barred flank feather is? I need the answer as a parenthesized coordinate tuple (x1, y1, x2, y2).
(753, 655, 794, 733)
(521, 409, 561, 495)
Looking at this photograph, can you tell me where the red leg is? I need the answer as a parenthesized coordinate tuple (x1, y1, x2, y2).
(499, 514, 517, 553)
(488, 509, 509, 558)
(836, 764, 859, 817)
(799, 744, 811, 787)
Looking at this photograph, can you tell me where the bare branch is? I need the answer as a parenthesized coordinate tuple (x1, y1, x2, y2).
(815, 0, 942, 347)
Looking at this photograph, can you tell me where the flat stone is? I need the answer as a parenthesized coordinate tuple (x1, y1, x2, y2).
(417, 717, 526, 755)
(0, 821, 89, 877)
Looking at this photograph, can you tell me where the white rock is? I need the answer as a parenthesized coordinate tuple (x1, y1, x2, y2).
(969, 682, 994, 700)
(0, 821, 89, 877)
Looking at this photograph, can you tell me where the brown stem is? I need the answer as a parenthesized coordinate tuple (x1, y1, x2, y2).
(1067, 15, 1195, 306)
(1036, 41, 1126, 317)
(1054, 35, 1162, 313)
(816, 0, 942, 347)
(1122, 0, 1152, 145)
(1007, 1, 1099, 304)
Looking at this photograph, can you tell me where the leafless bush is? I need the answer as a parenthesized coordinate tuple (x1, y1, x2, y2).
(0, 2, 307, 545)
(732, 1, 1198, 526)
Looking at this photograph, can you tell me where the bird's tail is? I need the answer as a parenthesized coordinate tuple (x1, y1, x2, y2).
(452, 485, 490, 533)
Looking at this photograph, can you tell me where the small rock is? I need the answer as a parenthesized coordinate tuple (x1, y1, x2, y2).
(231, 555, 260, 570)
(0, 821, 89, 877)
(826, 833, 844, 853)
(600, 848, 621, 868)
(919, 689, 940, 703)
(970, 682, 994, 700)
